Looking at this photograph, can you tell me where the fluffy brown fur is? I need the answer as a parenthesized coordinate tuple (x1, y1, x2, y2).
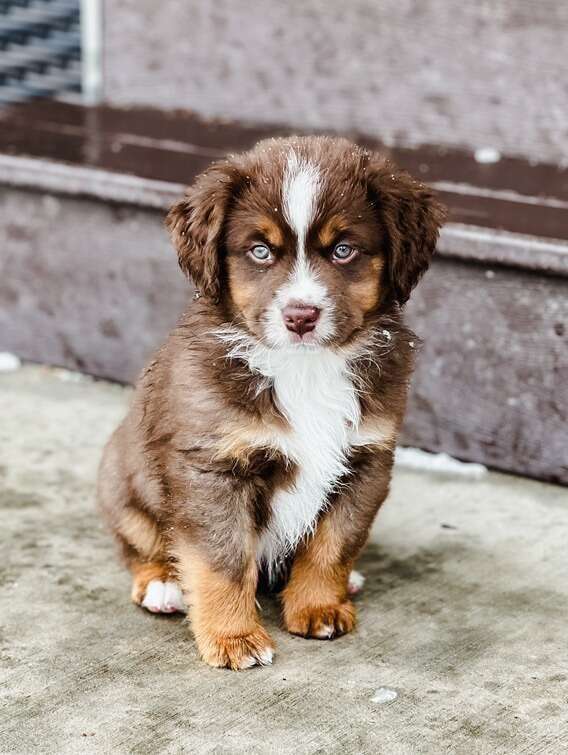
(98, 136, 445, 670)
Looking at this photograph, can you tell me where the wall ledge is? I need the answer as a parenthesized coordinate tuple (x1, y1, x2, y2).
(2, 152, 567, 278)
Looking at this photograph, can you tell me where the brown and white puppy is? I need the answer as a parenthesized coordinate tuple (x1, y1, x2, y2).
(97, 136, 445, 670)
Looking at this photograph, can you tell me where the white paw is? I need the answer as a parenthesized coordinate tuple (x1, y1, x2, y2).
(141, 580, 186, 614)
(239, 647, 274, 669)
(348, 570, 365, 595)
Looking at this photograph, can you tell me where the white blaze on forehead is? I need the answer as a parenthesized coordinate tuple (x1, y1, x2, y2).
(263, 150, 334, 345)
(282, 151, 321, 260)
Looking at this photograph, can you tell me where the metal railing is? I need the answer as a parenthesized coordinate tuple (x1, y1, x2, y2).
(0, 0, 82, 104)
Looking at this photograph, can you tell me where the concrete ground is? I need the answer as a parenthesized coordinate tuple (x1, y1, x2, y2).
(0, 365, 566, 755)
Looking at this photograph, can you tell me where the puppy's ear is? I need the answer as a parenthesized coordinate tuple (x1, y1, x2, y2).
(366, 156, 446, 305)
(166, 162, 242, 301)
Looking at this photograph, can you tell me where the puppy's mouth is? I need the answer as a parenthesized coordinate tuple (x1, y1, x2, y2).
(260, 287, 337, 349)
(286, 331, 319, 345)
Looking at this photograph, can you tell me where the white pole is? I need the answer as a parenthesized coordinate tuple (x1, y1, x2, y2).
(80, 0, 103, 104)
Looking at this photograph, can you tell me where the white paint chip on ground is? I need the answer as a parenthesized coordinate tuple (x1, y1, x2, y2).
(474, 147, 501, 164)
(371, 687, 399, 704)
(395, 447, 488, 479)
(0, 352, 21, 372)
(51, 367, 91, 383)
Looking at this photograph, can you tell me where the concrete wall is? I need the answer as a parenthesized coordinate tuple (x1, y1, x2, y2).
(103, 0, 568, 163)
(405, 259, 568, 484)
(0, 189, 186, 381)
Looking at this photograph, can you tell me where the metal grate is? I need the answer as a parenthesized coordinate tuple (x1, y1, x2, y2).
(0, 0, 81, 104)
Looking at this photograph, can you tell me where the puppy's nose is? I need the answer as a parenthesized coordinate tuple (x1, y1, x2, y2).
(282, 302, 320, 336)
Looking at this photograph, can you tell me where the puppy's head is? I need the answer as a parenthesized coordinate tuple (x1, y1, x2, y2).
(167, 137, 445, 348)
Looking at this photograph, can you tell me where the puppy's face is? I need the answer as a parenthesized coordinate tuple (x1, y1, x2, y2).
(167, 137, 445, 349)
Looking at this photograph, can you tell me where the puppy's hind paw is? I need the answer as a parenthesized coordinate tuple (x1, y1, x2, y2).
(348, 569, 365, 595)
(141, 580, 186, 614)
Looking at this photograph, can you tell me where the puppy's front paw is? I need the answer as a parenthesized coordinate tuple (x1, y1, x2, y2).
(285, 601, 356, 639)
(198, 625, 275, 670)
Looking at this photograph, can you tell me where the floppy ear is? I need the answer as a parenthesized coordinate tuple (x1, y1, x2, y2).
(366, 156, 446, 305)
(166, 161, 242, 301)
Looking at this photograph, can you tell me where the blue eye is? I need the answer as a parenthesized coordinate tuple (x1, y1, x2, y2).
(332, 243, 358, 263)
(249, 244, 272, 262)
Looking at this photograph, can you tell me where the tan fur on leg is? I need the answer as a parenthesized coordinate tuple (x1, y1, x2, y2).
(282, 518, 356, 639)
(173, 541, 275, 670)
(119, 508, 165, 561)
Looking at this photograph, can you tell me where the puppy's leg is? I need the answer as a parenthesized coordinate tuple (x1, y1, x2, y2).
(98, 432, 184, 614)
(173, 541, 274, 670)
(119, 511, 185, 614)
(283, 448, 393, 639)
(282, 518, 356, 639)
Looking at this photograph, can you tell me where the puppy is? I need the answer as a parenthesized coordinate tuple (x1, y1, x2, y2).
(97, 136, 445, 670)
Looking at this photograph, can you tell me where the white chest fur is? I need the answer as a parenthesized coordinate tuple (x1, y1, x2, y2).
(248, 346, 361, 572)
(216, 329, 397, 575)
